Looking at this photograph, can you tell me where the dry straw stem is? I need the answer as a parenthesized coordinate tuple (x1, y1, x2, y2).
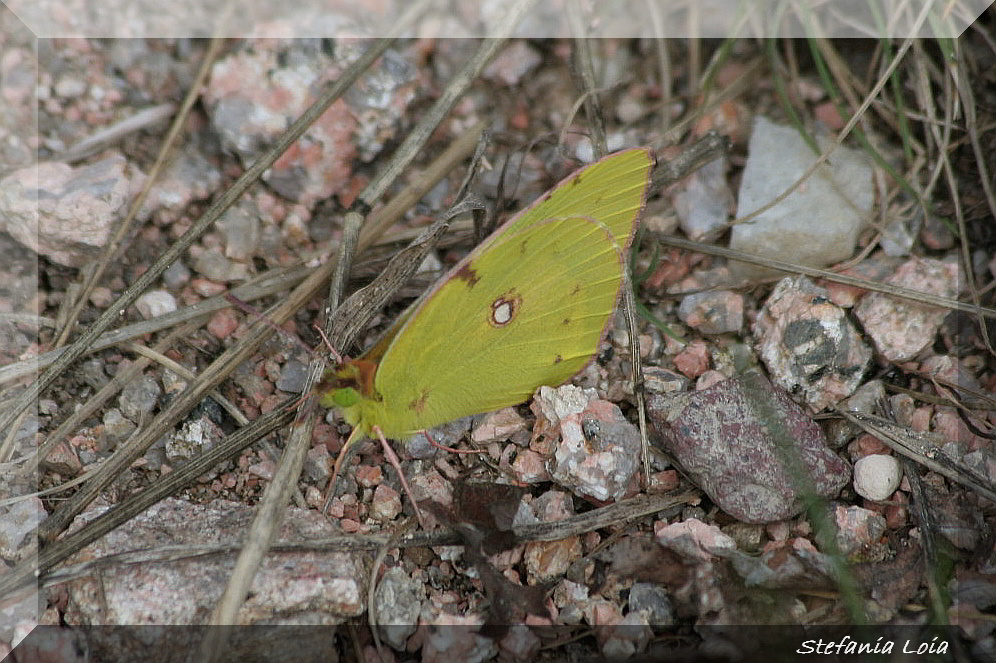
(52, 36, 228, 350)
(951, 46, 996, 352)
(839, 409, 996, 505)
(566, 26, 656, 487)
(657, 233, 996, 322)
(0, 265, 312, 386)
(0, 32, 398, 447)
(33, 492, 695, 594)
(54, 103, 176, 165)
(201, 0, 531, 642)
(31, 318, 209, 468)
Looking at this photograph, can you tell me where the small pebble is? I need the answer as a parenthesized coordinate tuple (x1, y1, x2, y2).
(303, 444, 331, 483)
(0, 498, 46, 559)
(206, 308, 239, 339)
(370, 484, 402, 522)
(471, 407, 527, 444)
(674, 156, 732, 240)
(834, 505, 887, 554)
(162, 261, 191, 290)
(628, 582, 675, 627)
(754, 276, 871, 411)
(81, 358, 109, 390)
(374, 567, 424, 650)
(854, 257, 960, 361)
(538, 385, 642, 502)
(853, 454, 902, 501)
(135, 290, 177, 319)
(275, 359, 308, 393)
(119, 375, 162, 421)
(672, 340, 710, 378)
(484, 40, 542, 86)
(88, 286, 114, 307)
(677, 290, 743, 335)
(41, 441, 83, 476)
(192, 251, 250, 282)
(509, 448, 552, 484)
(0, 156, 141, 267)
(103, 407, 136, 443)
(642, 367, 689, 394)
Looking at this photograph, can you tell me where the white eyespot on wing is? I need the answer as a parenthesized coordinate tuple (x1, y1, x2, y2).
(490, 291, 522, 327)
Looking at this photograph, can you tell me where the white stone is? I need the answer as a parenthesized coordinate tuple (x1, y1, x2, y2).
(731, 116, 873, 279)
(853, 454, 902, 501)
(135, 290, 178, 319)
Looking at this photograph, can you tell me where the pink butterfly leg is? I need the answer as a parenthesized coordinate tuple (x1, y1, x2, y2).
(322, 426, 429, 531)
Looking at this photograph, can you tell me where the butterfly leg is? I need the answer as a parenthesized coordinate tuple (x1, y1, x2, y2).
(322, 426, 363, 515)
(422, 429, 484, 455)
(372, 425, 429, 530)
(322, 425, 430, 531)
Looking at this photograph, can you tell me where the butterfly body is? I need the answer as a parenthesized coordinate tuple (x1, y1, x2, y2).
(319, 148, 653, 443)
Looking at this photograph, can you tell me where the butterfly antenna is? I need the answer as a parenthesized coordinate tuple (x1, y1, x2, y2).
(312, 324, 345, 364)
(223, 293, 315, 357)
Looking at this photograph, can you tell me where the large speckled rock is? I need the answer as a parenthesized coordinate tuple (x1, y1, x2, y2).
(0, 156, 143, 267)
(754, 276, 871, 412)
(647, 371, 849, 523)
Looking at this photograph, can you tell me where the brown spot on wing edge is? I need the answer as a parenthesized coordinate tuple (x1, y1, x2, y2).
(455, 264, 481, 287)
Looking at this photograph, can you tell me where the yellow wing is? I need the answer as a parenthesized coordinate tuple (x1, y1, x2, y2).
(358, 216, 623, 438)
(329, 148, 652, 440)
(502, 147, 651, 242)
(355, 147, 652, 366)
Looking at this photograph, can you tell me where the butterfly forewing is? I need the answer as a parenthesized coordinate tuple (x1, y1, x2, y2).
(348, 148, 652, 439)
(370, 215, 627, 437)
(501, 147, 651, 243)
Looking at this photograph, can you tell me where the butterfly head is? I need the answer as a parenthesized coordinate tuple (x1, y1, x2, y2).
(316, 358, 379, 408)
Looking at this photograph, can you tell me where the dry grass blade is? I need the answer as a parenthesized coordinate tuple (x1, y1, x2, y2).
(201, 6, 535, 645)
(0, 30, 398, 444)
(0, 403, 297, 602)
(839, 409, 996, 505)
(951, 47, 996, 354)
(54, 103, 176, 165)
(655, 233, 996, 321)
(32, 492, 695, 592)
(567, 7, 608, 157)
(29, 318, 208, 468)
(0, 265, 311, 386)
(567, 36, 654, 490)
(52, 36, 227, 350)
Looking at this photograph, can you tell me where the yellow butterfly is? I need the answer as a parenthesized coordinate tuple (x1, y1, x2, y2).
(319, 148, 652, 448)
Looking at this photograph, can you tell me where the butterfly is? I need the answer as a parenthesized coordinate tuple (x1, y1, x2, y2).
(319, 147, 652, 451)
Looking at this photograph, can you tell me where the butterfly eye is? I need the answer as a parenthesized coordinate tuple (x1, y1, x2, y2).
(331, 387, 361, 408)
